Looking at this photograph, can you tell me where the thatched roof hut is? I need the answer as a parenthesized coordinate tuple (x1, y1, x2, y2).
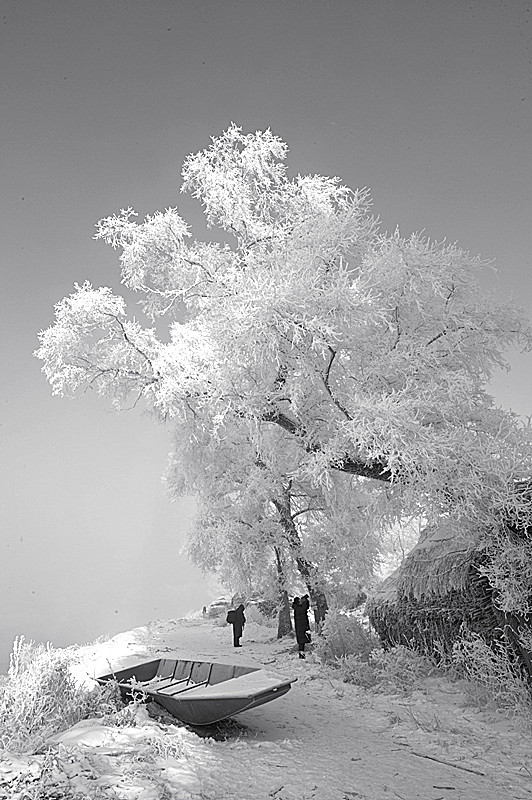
(391, 519, 481, 597)
(367, 518, 532, 675)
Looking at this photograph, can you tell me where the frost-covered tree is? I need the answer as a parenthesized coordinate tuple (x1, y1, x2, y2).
(166, 418, 379, 631)
(36, 125, 532, 616)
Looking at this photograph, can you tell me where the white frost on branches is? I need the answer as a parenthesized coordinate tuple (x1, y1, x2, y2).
(35, 125, 532, 612)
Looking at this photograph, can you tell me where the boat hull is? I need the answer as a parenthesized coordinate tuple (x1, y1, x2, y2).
(96, 657, 295, 726)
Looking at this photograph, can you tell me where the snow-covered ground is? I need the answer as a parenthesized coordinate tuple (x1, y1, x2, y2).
(0, 615, 531, 800)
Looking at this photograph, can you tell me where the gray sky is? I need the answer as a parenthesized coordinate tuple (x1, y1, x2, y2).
(1, 0, 531, 671)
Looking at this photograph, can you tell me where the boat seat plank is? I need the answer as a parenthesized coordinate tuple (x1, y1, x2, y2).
(140, 676, 190, 691)
(156, 679, 210, 697)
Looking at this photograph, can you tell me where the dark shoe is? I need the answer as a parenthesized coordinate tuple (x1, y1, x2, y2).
(234, 644, 242, 647)
(298, 652, 305, 659)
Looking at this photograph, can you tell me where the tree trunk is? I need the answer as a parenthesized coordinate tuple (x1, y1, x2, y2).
(307, 585, 328, 631)
(274, 546, 293, 638)
(277, 590, 293, 638)
(272, 489, 330, 631)
(295, 555, 329, 630)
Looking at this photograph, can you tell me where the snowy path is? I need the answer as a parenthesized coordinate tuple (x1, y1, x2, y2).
(80, 617, 532, 800)
(2, 617, 530, 800)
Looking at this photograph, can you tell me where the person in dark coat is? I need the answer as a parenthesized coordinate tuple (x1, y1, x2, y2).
(292, 596, 310, 659)
(229, 604, 246, 647)
(301, 595, 311, 629)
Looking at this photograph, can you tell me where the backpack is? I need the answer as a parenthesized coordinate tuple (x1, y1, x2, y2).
(226, 609, 236, 624)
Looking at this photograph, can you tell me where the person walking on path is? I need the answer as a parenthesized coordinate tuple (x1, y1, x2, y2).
(292, 596, 311, 659)
(226, 604, 246, 647)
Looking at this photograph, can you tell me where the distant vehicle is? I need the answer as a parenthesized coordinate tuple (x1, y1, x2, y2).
(206, 598, 231, 618)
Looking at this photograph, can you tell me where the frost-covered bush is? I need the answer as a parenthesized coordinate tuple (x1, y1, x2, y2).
(480, 530, 532, 616)
(334, 645, 435, 694)
(0, 637, 122, 753)
(3, 701, 186, 799)
(452, 630, 532, 714)
(335, 654, 380, 688)
(244, 604, 277, 628)
(519, 626, 532, 657)
(369, 645, 435, 693)
(316, 609, 381, 663)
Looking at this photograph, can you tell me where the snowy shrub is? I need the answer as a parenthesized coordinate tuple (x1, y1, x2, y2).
(519, 627, 532, 658)
(316, 609, 381, 663)
(335, 645, 436, 694)
(480, 531, 532, 616)
(335, 654, 380, 688)
(369, 645, 435, 693)
(2, 704, 186, 800)
(0, 637, 122, 753)
(244, 604, 276, 628)
(451, 629, 532, 714)
(2, 747, 112, 800)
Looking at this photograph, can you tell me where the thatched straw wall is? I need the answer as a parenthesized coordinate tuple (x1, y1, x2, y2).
(367, 519, 532, 676)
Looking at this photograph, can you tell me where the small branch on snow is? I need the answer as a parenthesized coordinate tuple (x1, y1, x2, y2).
(425, 330, 447, 348)
(291, 506, 325, 520)
(407, 750, 485, 776)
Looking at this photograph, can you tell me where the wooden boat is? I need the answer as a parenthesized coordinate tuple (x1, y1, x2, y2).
(96, 657, 296, 726)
